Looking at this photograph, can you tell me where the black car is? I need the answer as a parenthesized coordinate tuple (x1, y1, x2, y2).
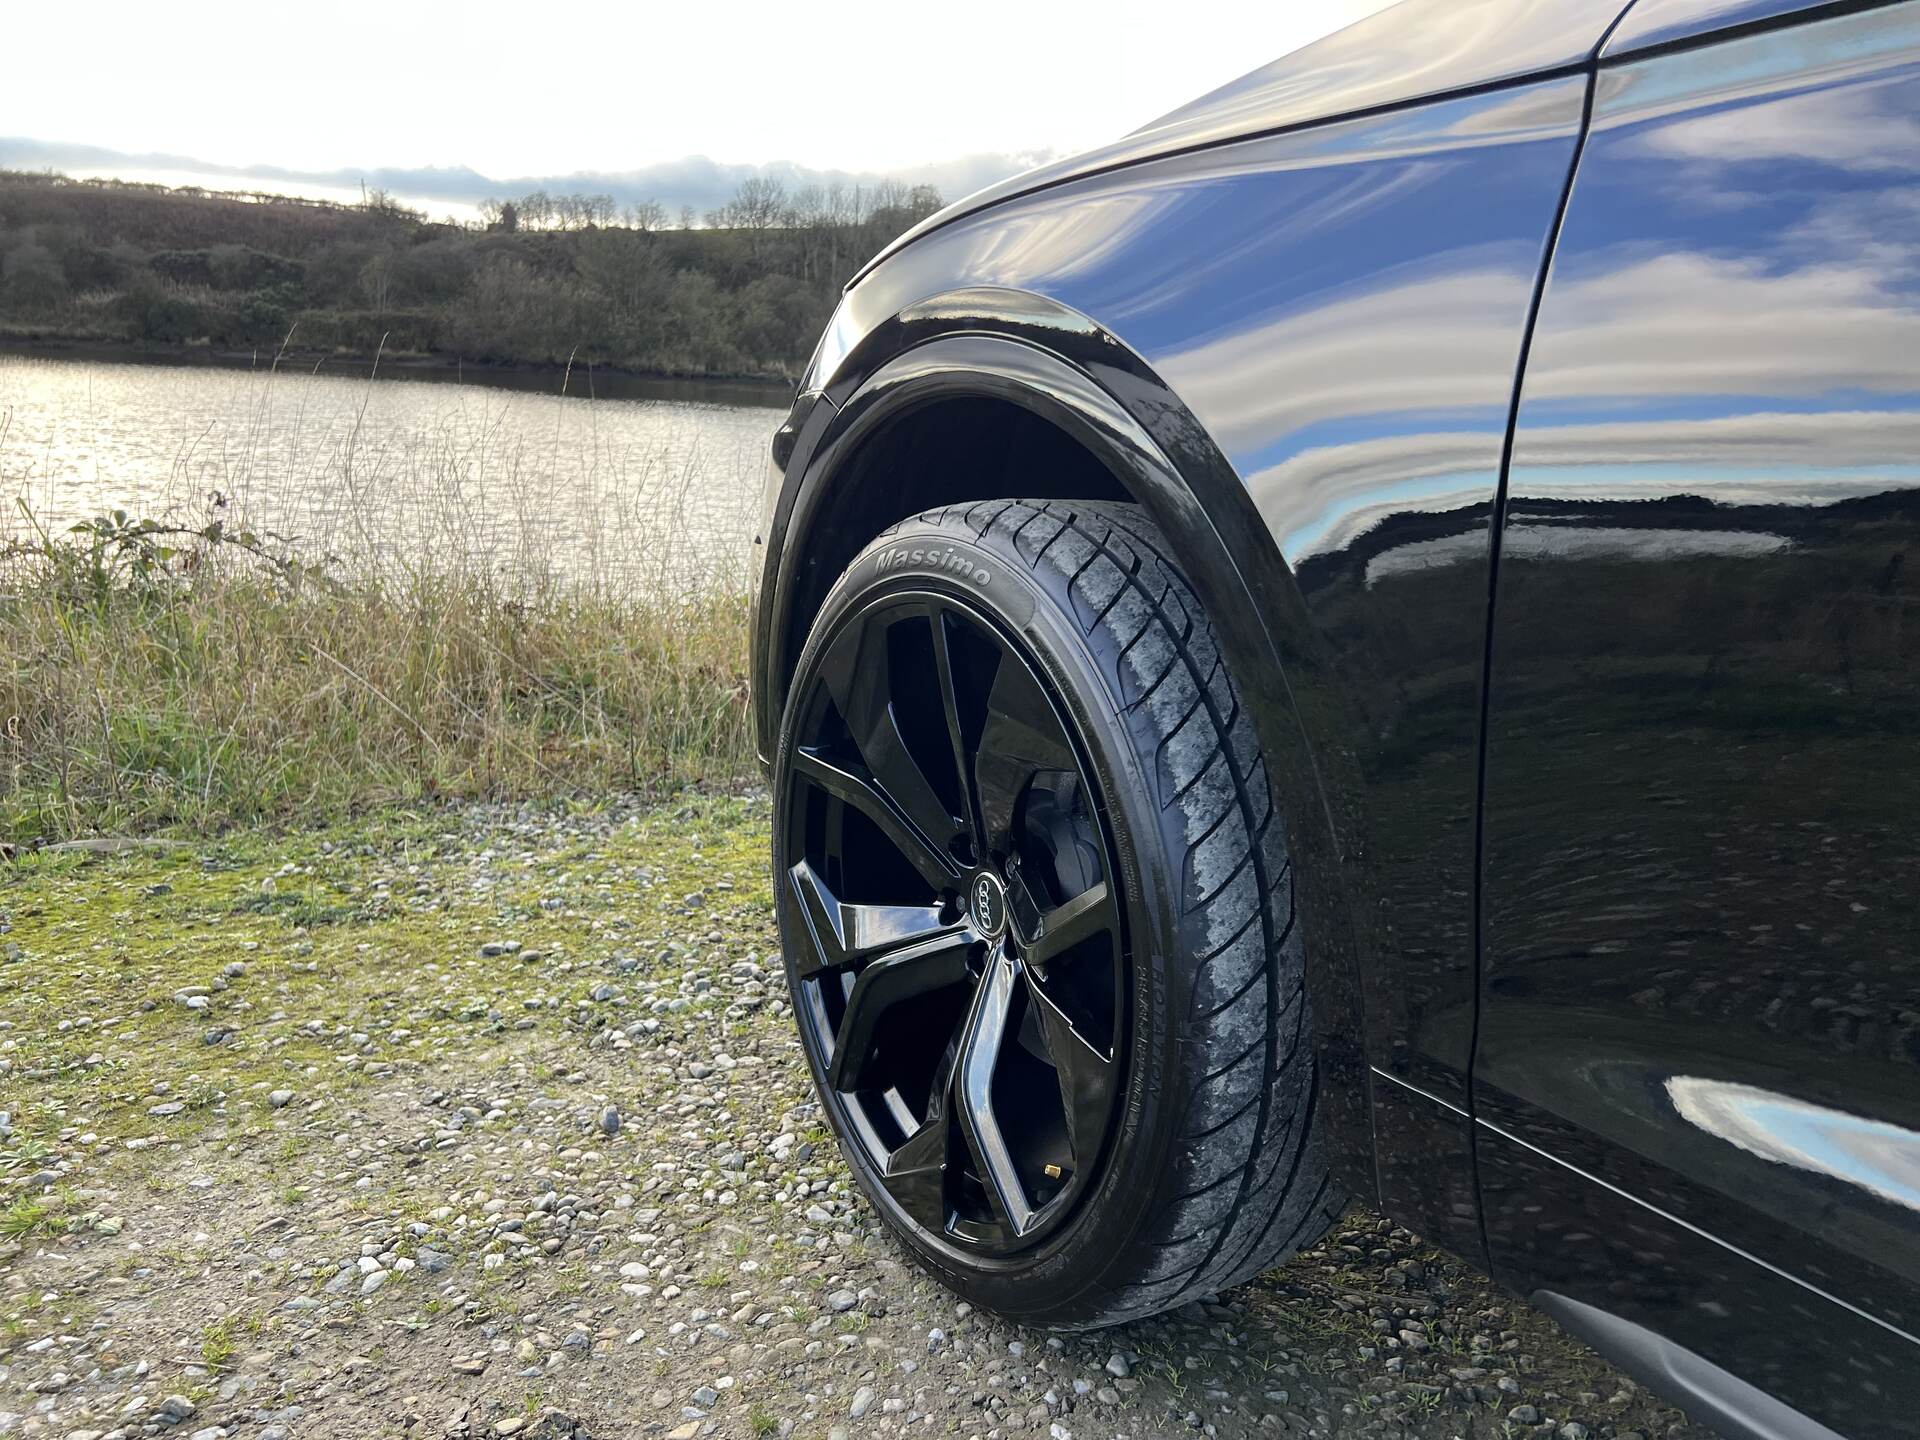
(747, 2, 1920, 1436)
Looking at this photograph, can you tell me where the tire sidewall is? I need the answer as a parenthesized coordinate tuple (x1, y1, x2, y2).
(771, 514, 1197, 1325)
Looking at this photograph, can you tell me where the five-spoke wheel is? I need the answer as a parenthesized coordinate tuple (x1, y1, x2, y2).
(779, 591, 1126, 1253)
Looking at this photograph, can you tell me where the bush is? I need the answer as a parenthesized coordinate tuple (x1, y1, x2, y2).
(1, 240, 68, 314)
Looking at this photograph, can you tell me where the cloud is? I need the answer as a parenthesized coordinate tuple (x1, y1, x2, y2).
(0, 136, 1054, 222)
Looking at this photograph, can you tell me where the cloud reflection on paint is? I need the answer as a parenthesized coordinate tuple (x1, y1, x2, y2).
(1668, 1076, 1920, 1216)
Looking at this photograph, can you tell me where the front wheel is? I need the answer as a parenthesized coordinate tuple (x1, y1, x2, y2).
(772, 499, 1342, 1327)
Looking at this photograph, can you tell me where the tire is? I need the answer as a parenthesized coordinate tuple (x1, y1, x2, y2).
(771, 498, 1344, 1328)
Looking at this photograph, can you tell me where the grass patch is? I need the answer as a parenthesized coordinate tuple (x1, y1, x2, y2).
(0, 501, 754, 843)
(200, 1312, 254, 1371)
(0, 1195, 63, 1240)
(0, 789, 773, 1171)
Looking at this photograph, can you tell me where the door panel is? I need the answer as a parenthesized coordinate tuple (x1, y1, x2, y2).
(1478, 3, 1920, 1429)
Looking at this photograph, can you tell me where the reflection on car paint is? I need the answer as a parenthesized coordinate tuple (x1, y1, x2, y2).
(1477, 6, 1920, 1428)
(827, 76, 1592, 1258)
(1668, 1076, 1920, 1216)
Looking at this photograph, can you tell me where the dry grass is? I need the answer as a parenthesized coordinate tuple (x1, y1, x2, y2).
(0, 373, 759, 842)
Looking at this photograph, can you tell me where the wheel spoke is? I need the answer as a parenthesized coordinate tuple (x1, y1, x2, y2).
(827, 932, 972, 1091)
(1024, 967, 1118, 1170)
(792, 746, 958, 891)
(1015, 880, 1115, 970)
(788, 859, 959, 977)
(952, 950, 1037, 1237)
(875, 1043, 960, 1234)
(819, 610, 968, 868)
(929, 602, 985, 857)
(975, 653, 1078, 855)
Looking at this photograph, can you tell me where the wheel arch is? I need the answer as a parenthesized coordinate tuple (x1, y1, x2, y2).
(753, 292, 1378, 1198)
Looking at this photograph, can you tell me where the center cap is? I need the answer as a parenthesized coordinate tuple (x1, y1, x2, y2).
(970, 870, 1009, 940)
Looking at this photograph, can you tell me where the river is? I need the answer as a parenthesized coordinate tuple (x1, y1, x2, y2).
(0, 351, 788, 594)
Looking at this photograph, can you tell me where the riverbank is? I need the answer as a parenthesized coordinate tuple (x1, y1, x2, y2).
(0, 335, 797, 405)
(1, 167, 934, 385)
(0, 793, 1717, 1440)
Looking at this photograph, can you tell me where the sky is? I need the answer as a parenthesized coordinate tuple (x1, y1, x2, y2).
(1, 0, 1389, 183)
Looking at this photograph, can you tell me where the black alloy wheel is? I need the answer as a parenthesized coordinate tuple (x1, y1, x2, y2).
(772, 500, 1341, 1328)
(780, 588, 1126, 1253)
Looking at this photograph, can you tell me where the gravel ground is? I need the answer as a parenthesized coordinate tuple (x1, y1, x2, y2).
(0, 793, 1719, 1440)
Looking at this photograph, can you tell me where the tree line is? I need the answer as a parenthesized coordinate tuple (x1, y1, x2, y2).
(0, 170, 945, 379)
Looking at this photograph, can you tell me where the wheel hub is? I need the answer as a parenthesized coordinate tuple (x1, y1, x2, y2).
(968, 869, 1009, 940)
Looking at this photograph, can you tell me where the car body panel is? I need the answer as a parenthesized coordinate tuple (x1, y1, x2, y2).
(1476, 3, 1920, 1429)
(1603, 0, 1874, 56)
(852, 0, 1628, 288)
(756, 76, 1591, 1256)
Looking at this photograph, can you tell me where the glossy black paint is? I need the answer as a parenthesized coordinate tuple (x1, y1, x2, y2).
(1478, 3, 1920, 1431)
(857, 0, 1631, 286)
(751, 0, 1920, 1432)
(1603, 0, 1852, 54)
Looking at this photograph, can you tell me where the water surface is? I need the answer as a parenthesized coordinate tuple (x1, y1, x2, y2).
(0, 353, 786, 594)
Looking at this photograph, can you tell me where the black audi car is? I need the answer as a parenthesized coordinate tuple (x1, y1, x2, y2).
(747, 1, 1920, 1436)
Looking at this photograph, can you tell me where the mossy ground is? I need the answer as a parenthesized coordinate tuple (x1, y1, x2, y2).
(0, 797, 1711, 1440)
(3, 794, 771, 1162)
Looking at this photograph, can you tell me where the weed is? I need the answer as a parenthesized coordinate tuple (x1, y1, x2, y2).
(0, 1196, 60, 1240)
(200, 1314, 245, 1371)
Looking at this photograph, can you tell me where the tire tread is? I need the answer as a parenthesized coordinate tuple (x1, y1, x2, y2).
(870, 499, 1342, 1326)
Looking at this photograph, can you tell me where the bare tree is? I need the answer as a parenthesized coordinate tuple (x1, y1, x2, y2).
(624, 198, 667, 233)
